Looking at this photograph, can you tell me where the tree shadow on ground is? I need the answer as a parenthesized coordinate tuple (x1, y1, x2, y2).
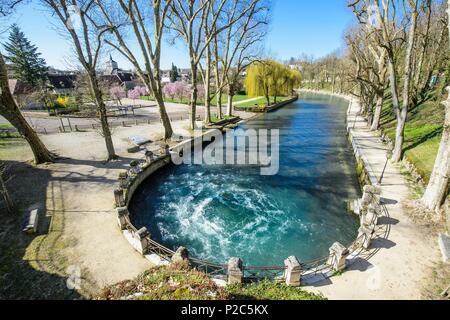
(0, 160, 86, 300)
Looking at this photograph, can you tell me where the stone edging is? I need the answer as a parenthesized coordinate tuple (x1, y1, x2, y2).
(234, 96, 298, 113)
(112, 92, 389, 287)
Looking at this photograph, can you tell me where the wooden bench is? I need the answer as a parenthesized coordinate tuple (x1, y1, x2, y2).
(23, 209, 39, 234)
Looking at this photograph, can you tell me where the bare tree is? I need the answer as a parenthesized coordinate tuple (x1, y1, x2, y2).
(0, 161, 14, 213)
(0, 0, 56, 164)
(44, 0, 118, 161)
(168, 0, 257, 129)
(94, 0, 174, 140)
(212, 0, 269, 117)
(350, 0, 421, 162)
(420, 0, 450, 213)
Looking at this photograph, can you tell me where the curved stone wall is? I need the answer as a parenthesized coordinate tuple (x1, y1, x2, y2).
(113, 94, 389, 287)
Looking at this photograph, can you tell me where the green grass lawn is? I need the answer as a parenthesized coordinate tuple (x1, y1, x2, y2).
(0, 123, 14, 130)
(210, 94, 249, 105)
(379, 94, 445, 184)
(140, 94, 249, 106)
(237, 96, 289, 109)
(99, 263, 326, 300)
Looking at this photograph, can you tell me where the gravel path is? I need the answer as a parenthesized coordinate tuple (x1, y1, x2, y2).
(302, 90, 440, 300)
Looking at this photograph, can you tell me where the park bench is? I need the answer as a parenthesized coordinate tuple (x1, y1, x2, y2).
(127, 135, 152, 153)
(22, 208, 39, 234)
(0, 128, 17, 137)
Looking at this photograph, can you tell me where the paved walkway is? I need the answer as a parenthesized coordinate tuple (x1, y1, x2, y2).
(303, 91, 440, 300)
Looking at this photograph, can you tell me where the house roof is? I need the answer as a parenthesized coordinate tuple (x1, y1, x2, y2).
(47, 74, 76, 90)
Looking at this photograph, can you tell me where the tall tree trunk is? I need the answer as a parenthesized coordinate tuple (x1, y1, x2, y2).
(150, 69, 173, 140)
(421, 88, 450, 212)
(190, 63, 198, 130)
(217, 90, 223, 119)
(0, 172, 14, 213)
(420, 1, 450, 212)
(371, 91, 384, 131)
(226, 83, 234, 117)
(0, 53, 55, 164)
(392, 1, 419, 162)
(88, 71, 117, 161)
(204, 47, 212, 124)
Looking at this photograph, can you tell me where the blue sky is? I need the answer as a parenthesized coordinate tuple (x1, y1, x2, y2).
(1, 0, 354, 71)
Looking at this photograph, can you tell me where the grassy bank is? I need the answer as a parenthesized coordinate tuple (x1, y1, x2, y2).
(140, 94, 249, 106)
(379, 92, 445, 184)
(237, 96, 290, 110)
(99, 262, 326, 300)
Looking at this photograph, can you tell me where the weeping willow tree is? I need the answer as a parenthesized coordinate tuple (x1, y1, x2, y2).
(245, 60, 301, 105)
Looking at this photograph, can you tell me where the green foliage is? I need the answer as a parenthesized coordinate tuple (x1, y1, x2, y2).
(226, 280, 326, 300)
(55, 96, 77, 109)
(99, 264, 325, 301)
(169, 63, 179, 83)
(99, 262, 227, 300)
(380, 95, 445, 183)
(245, 60, 301, 102)
(3, 24, 48, 87)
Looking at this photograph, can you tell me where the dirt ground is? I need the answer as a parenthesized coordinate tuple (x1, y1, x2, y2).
(0, 111, 255, 299)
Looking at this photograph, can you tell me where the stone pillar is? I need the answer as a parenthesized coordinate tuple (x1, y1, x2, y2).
(363, 203, 381, 226)
(118, 171, 129, 189)
(145, 150, 154, 164)
(160, 144, 170, 156)
(114, 189, 125, 207)
(284, 256, 302, 287)
(228, 257, 243, 285)
(361, 185, 382, 208)
(172, 246, 190, 264)
(130, 160, 141, 175)
(117, 207, 129, 230)
(358, 224, 375, 250)
(134, 227, 150, 255)
(327, 242, 349, 272)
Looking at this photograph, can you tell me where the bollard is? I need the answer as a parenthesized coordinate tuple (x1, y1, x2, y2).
(122, 121, 126, 127)
(145, 150, 154, 163)
(327, 242, 349, 272)
(74, 125, 79, 132)
(172, 247, 190, 264)
(129, 160, 141, 175)
(284, 256, 302, 287)
(160, 144, 170, 156)
(114, 189, 125, 207)
(92, 124, 95, 130)
(117, 207, 129, 230)
(363, 203, 381, 226)
(134, 227, 150, 254)
(361, 185, 382, 208)
(358, 224, 375, 250)
(228, 257, 243, 285)
(118, 171, 129, 189)
(67, 118, 73, 131)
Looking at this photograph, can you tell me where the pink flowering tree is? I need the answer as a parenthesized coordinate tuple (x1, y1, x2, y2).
(110, 86, 125, 105)
(196, 84, 205, 103)
(127, 88, 140, 105)
(163, 82, 177, 100)
(173, 81, 190, 103)
(135, 86, 149, 97)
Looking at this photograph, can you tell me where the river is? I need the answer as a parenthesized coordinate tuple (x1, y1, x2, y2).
(129, 92, 361, 266)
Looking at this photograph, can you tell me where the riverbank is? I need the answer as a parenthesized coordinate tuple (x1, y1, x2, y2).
(0, 110, 257, 298)
(299, 89, 440, 300)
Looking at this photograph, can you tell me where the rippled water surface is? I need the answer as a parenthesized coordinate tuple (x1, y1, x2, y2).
(130, 93, 361, 266)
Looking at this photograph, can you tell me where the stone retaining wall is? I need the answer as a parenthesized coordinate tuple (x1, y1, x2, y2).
(113, 92, 388, 287)
(234, 96, 298, 113)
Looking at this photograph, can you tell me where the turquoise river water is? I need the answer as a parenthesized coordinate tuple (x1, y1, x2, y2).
(130, 93, 361, 266)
